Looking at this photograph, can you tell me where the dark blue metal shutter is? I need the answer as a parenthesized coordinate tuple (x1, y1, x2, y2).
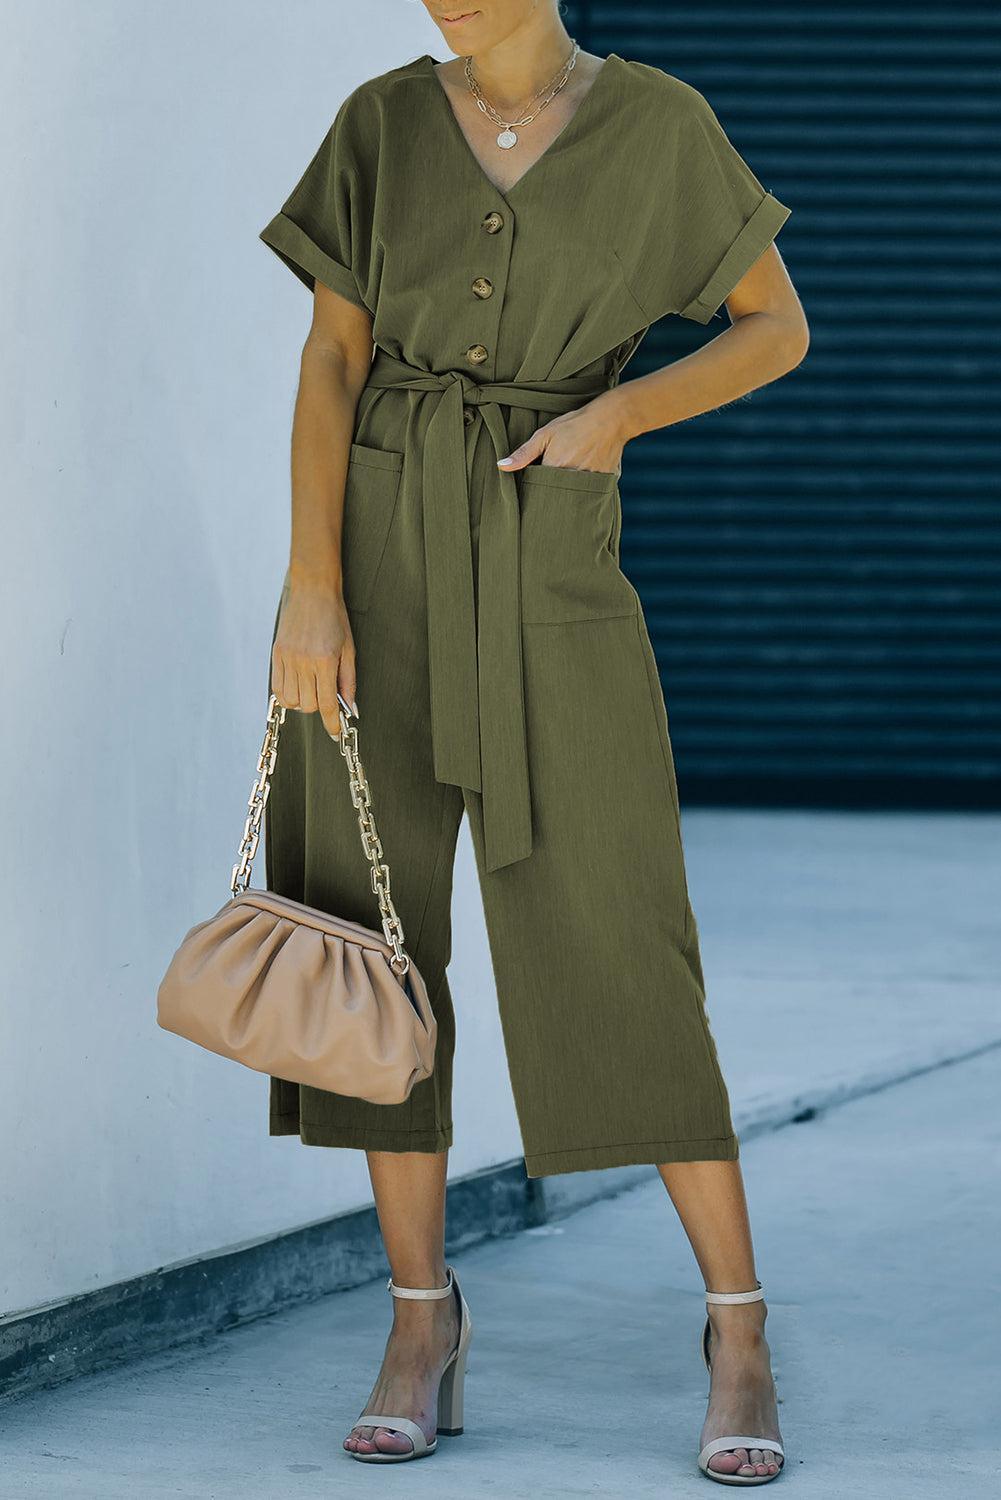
(566, 2, 1001, 807)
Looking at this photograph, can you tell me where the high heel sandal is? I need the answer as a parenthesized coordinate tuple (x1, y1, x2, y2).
(698, 1280, 785, 1485)
(347, 1263, 473, 1463)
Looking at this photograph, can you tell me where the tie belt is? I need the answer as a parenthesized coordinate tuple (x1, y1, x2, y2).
(365, 346, 612, 874)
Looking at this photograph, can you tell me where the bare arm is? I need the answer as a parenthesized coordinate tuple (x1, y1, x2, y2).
(497, 243, 809, 473)
(611, 242, 809, 441)
(271, 282, 375, 738)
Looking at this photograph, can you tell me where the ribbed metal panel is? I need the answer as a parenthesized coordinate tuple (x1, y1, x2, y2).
(566, 1, 1001, 804)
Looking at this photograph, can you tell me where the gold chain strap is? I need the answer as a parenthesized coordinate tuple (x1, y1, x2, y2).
(230, 692, 284, 901)
(230, 692, 410, 977)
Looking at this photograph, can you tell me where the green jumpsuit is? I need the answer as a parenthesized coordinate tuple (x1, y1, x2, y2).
(258, 52, 791, 1177)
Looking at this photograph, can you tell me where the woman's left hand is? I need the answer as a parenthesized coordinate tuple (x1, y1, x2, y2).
(496, 390, 629, 477)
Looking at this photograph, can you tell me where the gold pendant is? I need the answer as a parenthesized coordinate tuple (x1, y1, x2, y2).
(496, 128, 518, 149)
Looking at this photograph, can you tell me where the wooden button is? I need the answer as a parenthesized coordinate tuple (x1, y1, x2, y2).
(472, 276, 494, 299)
(466, 343, 488, 365)
(481, 210, 504, 233)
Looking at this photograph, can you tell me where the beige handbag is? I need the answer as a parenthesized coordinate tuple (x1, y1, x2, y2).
(156, 692, 436, 1105)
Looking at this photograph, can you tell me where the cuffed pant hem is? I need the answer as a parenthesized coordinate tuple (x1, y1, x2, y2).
(271, 1118, 453, 1153)
(523, 1131, 740, 1178)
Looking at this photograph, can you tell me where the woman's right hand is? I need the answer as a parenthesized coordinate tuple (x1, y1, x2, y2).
(271, 579, 357, 740)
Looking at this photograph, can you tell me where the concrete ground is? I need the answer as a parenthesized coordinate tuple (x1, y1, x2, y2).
(677, 809, 1001, 1131)
(3, 1041, 998, 1498)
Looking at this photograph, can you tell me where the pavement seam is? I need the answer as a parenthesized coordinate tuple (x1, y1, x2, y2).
(731, 1034, 1001, 1143)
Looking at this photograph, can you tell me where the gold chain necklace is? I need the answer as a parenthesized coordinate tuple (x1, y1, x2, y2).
(463, 41, 581, 150)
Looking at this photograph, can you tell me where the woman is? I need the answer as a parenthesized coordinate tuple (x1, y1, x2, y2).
(259, 0, 808, 1482)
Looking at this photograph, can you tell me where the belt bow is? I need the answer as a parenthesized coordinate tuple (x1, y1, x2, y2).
(366, 347, 611, 873)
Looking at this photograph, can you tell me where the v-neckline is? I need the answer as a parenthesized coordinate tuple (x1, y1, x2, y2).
(422, 51, 621, 202)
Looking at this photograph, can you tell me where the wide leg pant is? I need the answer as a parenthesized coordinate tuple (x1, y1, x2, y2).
(263, 429, 739, 1178)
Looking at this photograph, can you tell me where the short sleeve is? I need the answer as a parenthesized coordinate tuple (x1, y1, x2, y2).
(258, 93, 371, 312)
(632, 83, 791, 326)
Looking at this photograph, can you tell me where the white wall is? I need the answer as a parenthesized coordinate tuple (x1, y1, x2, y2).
(0, 1, 522, 1318)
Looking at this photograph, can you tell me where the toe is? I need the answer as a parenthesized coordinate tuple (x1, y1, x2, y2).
(736, 1452, 758, 1477)
(707, 1448, 745, 1475)
(727, 1444, 761, 1478)
(345, 1424, 377, 1453)
(751, 1445, 781, 1474)
(373, 1425, 416, 1455)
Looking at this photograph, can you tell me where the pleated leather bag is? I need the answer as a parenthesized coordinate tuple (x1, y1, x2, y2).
(156, 693, 436, 1105)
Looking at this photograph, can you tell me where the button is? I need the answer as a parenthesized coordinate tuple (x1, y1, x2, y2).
(466, 343, 488, 365)
(471, 276, 493, 299)
(481, 210, 504, 234)
(463, 405, 476, 426)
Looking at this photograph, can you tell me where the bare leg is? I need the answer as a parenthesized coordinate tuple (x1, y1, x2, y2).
(343, 1149, 461, 1458)
(658, 1159, 784, 1480)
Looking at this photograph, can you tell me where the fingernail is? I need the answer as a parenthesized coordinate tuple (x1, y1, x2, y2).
(497, 456, 514, 466)
(350, 699, 358, 715)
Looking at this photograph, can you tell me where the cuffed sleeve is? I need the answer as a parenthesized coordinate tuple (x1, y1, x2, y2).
(628, 78, 791, 326)
(259, 93, 371, 312)
(678, 187, 791, 324)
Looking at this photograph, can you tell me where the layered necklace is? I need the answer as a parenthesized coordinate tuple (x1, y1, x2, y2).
(463, 40, 581, 150)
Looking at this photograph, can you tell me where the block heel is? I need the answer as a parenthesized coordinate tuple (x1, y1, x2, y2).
(436, 1326, 470, 1435)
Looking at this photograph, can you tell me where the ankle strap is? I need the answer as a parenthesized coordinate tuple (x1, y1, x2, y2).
(387, 1266, 454, 1299)
(705, 1278, 763, 1305)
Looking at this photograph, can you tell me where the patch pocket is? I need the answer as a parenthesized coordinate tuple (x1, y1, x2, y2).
(340, 442, 404, 612)
(518, 464, 637, 625)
